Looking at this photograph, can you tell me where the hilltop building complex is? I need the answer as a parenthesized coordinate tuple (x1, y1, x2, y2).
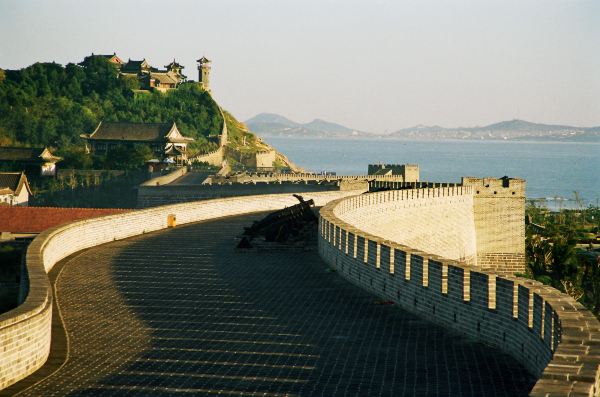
(79, 53, 212, 93)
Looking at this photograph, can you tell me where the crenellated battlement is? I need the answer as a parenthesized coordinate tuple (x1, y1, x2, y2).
(462, 176, 526, 197)
(318, 189, 600, 396)
(368, 163, 419, 182)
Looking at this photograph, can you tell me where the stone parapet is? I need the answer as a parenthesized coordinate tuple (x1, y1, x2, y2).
(137, 182, 341, 208)
(141, 167, 187, 186)
(319, 188, 600, 396)
(333, 186, 477, 265)
(0, 189, 365, 391)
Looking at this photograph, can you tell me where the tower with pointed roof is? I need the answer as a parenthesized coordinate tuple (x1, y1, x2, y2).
(197, 56, 211, 91)
(165, 59, 186, 81)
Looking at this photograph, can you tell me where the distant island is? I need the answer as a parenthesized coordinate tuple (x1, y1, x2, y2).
(247, 113, 600, 142)
(246, 113, 366, 139)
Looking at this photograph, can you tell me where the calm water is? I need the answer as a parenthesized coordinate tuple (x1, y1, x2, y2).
(266, 137, 600, 206)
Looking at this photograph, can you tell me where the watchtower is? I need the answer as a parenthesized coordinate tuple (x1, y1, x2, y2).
(197, 56, 211, 91)
(367, 164, 419, 182)
(462, 176, 526, 274)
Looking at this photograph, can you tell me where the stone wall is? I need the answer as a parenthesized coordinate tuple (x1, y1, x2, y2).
(336, 187, 477, 266)
(255, 150, 277, 169)
(0, 189, 364, 391)
(141, 167, 187, 186)
(367, 164, 419, 182)
(215, 172, 410, 184)
(190, 146, 224, 167)
(137, 182, 342, 208)
(188, 105, 228, 167)
(319, 189, 600, 397)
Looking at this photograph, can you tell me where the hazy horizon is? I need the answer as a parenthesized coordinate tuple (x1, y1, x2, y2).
(1, 0, 599, 133)
(245, 112, 600, 132)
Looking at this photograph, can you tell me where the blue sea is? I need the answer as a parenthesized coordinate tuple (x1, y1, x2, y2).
(265, 137, 600, 208)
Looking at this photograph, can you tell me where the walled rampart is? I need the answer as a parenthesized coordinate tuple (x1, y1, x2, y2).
(190, 146, 224, 167)
(189, 105, 228, 167)
(141, 167, 187, 186)
(137, 182, 342, 208)
(368, 163, 419, 182)
(255, 150, 277, 169)
(319, 189, 600, 396)
(336, 187, 477, 266)
(217, 172, 410, 184)
(0, 189, 364, 391)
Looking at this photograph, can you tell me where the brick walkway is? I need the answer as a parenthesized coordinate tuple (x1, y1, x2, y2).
(19, 214, 535, 396)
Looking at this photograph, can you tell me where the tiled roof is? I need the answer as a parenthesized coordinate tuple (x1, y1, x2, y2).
(165, 60, 184, 69)
(151, 72, 178, 85)
(121, 59, 149, 73)
(0, 172, 22, 191)
(86, 122, 175, 142)
(197, 56, 211, 64)
(0, 146, 60, 162)
(0, 207, 131, 233)
(78, 53, 122, 66)
(0, 172, 31, 197)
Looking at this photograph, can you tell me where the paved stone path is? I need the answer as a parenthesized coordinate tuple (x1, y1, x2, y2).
(19, 214, 535, 396)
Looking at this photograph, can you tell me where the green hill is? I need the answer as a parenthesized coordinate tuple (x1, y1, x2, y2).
(0, 57, 235, 154)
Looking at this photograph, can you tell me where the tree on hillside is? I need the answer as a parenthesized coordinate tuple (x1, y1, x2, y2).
(104, 144, 153, 170)
(0, 58, 224, 156)
(57, 145, 93, 169)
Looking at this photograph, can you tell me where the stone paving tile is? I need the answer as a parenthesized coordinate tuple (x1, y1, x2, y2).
(19, 214, 535, 397)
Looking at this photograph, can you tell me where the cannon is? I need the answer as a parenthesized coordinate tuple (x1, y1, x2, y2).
(238, 194, 318, 248)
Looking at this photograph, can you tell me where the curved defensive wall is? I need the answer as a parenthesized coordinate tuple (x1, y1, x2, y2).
(319, 186, 600, 396)
(0, 190, 362, 391)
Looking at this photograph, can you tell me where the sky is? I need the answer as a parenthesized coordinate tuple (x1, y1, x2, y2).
(1, 0, 599, 133)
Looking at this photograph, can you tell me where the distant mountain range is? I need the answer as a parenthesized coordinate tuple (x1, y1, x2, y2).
(245, 113, 366, 138)
(246, 113, 600, 142)
(392, 119, 600, 141)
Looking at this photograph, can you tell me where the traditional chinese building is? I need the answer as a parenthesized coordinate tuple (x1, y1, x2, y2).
(78, 53, 124, 68)
(120, 58, 151, 75)
(0, 147, 62, 176)
(120, 58, 187, 92)
(0, 172, 32, 206)
(78, 54, 200, 92)
(81, 122, 194, 164)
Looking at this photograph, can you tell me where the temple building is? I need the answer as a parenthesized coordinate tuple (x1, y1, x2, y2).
(78, 54, 205, 92)
(120, 58, 187, 92)
(78, 53, 124, 68)
(81, 122, 194, 164)
(120, 58, 151, 75)
(0, 147, 62, 177)
(0, 172, 32, 206)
